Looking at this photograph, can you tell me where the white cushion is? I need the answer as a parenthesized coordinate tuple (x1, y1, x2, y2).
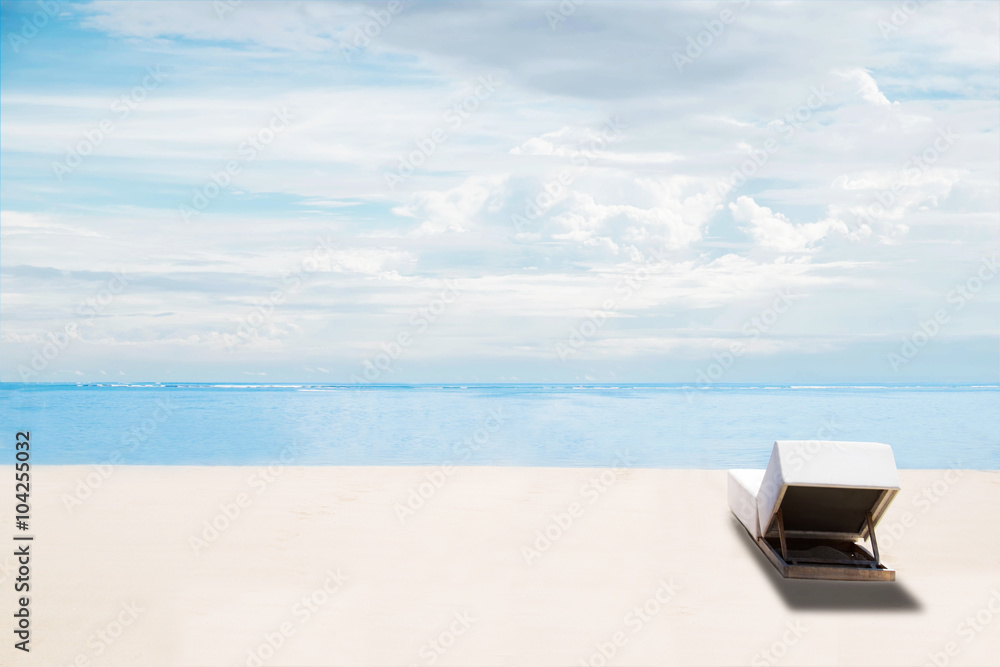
(727, 469, 765, 538)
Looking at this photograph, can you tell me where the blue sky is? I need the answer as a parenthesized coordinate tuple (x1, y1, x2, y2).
(1, 0, 998, 383)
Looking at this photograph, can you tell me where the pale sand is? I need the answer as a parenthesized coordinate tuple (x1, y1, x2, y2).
(2, 466, 999, 666)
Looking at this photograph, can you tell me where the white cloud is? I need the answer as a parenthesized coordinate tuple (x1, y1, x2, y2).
(393, 175, 507, 235)
(0, 211, 103, 238)
(547, 182, 711, 254)
(836, 68, 894, 107)
(729, 196, 846, 253)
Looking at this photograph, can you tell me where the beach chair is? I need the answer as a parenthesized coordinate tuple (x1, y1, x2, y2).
(728, 441, 900, 581)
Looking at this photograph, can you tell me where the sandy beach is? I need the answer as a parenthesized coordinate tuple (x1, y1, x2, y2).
(2, 466, 998, 666)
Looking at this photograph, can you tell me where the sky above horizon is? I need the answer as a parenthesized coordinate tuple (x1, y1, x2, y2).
(1, 0, 998, 384)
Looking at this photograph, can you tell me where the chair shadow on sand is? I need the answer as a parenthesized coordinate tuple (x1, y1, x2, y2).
(730, 517, 922, 611)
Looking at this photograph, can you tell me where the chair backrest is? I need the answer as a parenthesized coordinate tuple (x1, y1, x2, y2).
(756, 441, 900, 540)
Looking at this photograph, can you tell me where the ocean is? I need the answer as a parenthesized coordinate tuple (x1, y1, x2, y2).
(1, 383, 997, 468)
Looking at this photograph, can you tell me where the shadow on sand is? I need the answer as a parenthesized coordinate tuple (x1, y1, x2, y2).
(729, 517, 922, 611)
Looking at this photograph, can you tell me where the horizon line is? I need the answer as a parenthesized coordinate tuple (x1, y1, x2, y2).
(3, 381, 998, 388)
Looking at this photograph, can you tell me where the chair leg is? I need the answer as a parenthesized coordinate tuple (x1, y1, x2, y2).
(865, 511, 880, 569)
(776, 509, 789, 562)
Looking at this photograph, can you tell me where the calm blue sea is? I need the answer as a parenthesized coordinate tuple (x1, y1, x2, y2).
(0, 384, 997, 468)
